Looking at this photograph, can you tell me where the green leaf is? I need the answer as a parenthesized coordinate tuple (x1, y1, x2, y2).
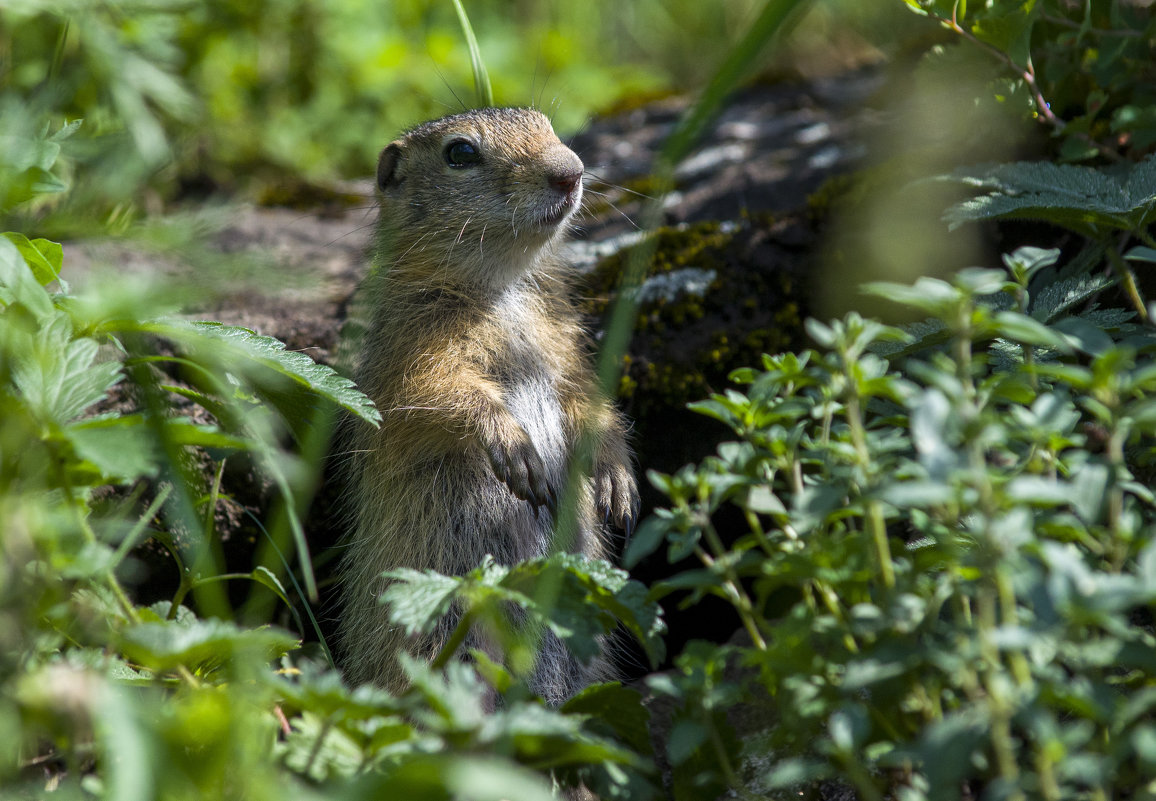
(745, 485, 786, 515)
(622, 515, 670, 568)
(132, 320, 381, 426)
(919, 710, 988, 800)
(358, 754, 556, 801)
(120, 619, 298, 672)
(66, 415, 160, 482)
(94, 685, 154, 801)
(940, 156, 1156, 234)
(1004, 476, 1070, 506)
(1125, 246, 1156, 264)
(969, 3, 1039, 65)
(876, 480, 954, 508)
(66, 414, 256, 484)
(862, 277, 962, 315)
(992, 311, 1071, 350)
(13, 316, 123, 424)
(1053, 316, 1114, 355)
(450, 0, 493, 107)
(667, 719, 708, 766)
(1030, 267, 1113, 324)
(1003, 246, 1060, 283)
(563, 683, 654, 756)
(765, 757, 831, 789)
(0, 235, 54, 319)
(3, 233, 65, 289)
(503, 554, 666, 666)
(380, 568, 464, 637)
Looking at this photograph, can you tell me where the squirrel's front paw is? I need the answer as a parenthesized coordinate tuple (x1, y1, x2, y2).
(594, 460, 639, 537)
(484, 432, 556, 515)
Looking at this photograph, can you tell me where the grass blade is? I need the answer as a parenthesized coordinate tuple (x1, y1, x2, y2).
(451, 0, 493, 107)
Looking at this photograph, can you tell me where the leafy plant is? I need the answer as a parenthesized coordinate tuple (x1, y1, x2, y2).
(627, 247, 1156, 798)
(933, 156, 1156, 322)
(901, 0, 1156, 162)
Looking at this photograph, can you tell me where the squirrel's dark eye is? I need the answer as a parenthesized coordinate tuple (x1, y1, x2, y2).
(445, 140, 481, 168)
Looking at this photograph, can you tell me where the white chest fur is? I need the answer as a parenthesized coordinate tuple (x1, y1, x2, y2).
(494, 287, 567, 474)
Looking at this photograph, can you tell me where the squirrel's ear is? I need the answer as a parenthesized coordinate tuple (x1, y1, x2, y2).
(376, 143, 404, 191)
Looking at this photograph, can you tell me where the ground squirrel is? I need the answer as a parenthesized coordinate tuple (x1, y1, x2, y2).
(338, 107, 639, 705)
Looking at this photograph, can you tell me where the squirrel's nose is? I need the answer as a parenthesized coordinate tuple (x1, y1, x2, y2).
(548, 169, 583, 198)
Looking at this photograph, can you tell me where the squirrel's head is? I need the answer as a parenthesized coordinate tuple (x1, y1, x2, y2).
(374, 107, 584, 289)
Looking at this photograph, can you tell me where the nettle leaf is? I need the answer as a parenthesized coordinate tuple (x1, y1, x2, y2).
(381, 568, 466, 637)
(273, 662, 400, 722)
(385, 554, 665, 669)
(120, 619, 298, 672)
(12, 315, 123, 425)
(282, 710, 365, 781)
(66, 414, 160, 482)
(940, 156, 1156, 234)
(1030, 271, 1114, 324)
(482, 700, 646, 771)
(503, 554, 666, 667)
(869, 317, 949, 359)
(133, 320, 381, 426)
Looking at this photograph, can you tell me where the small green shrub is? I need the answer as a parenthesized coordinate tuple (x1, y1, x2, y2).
(627, 243, 1156, 797)
(902, 0, 1156, 162)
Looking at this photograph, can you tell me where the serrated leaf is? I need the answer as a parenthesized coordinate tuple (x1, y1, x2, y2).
(120, 619, 298, 672)
(133, 320, 381, 426)
(380, 568, 463, 637)
(501, 554, 665, 667)
(940, 156, 1156, 234)
(13, 316, 123, 424)
(869, 317, 948, 359)
(1031, 271, 1114, 323)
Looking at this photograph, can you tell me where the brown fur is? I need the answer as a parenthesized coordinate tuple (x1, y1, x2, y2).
(338, 108, 638, 705)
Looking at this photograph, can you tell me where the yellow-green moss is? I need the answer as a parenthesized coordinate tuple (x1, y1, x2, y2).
(582, 217, 810, 417)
